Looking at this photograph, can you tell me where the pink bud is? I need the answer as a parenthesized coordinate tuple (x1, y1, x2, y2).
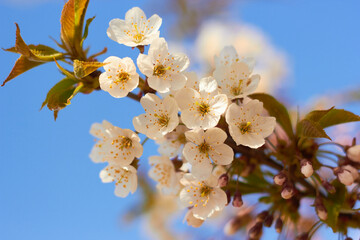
(232, 191, 243, 208)
(274, 172, 287, 185)
(335, 165, 358, 186)
(281, 186, 294, 199)
(300, 160, 313, 178)
(218, 173, 229, 187)
(275, 218, 283, 233)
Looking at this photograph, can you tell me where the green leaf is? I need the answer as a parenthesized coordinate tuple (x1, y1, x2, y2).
(2, 56, 44, 86)
(54, 58, 77, 79)
(41, 78, 78, 109)
(249, 93, 294, 139)
(81, 16, 95, 46)
(306, 108, 360, 129)
(296, 119, 331, 140)
(322, 180, 346, 232)
(73, 59, 106, 78)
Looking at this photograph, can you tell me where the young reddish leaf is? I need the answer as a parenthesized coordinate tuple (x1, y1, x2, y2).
(249, 93, 294, 139)
(60, 0, 76, 53)
(73, 59, 106, 78)
(296, 119, 331, 140)
(14, 23, 34, 58)
(1, 56, 43, 86)
(81, 16, 95, 46)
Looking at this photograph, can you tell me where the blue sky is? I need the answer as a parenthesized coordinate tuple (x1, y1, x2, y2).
(0, 0, 359, 239)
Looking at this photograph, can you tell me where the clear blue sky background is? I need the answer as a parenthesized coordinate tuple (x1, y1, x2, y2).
(0, 0, 359, 239)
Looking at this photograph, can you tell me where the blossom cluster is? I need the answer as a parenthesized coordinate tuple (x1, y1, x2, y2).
(90, 6, 276, 226)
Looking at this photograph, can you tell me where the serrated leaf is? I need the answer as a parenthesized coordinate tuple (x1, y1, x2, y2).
(1, 56, 44, 86)
(318, 109, 360, 128)
(41, 78, 78, 109)
(250, 93, 294, 139)
(296, 119, 331, 140)
(60, 0, 89, 55)
(81, 16, 95, 46)
(14, 23, 34, 58)
(73, 59, 106, 78)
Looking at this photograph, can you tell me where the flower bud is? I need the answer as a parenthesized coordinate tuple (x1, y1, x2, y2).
(345, 237, 353, 240)
(263, 214, 274, 227)
(232, 191, 243, 208)
(249, 222, 263, 239)
(314, 197, 327, 220)
(322, 181, 336, 194)
(335, 165, 358, 186)
(256, 211, 269, 222)
(300, 159, 313, 178)
(184, 209, 204, 228)
(281, 186, 295, 199)
(275, 218, 283, 233)
(218, 173, 229, 187)
(274, 172, 287, 186)
(347, 145, 360, 163)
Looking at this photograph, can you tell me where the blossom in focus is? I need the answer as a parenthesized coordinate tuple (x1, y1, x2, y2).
(156, 125, 189, 158)
(148, 155, 181, 195)
(226, 99, 276, 148)
(89, 120, 143, 165)
(133, 93, 179, 139)
(213, 59, 260, 99)
(176, 77, 228, 130)
(347, 145, 360, 163)
(99, 56, 139, 98)
(183, 127, 233, 180)
(179, 170, 227, 220)
(137, 38, 190, 93)
(100, 163, 138, 198)
(107, 7, 162, 47)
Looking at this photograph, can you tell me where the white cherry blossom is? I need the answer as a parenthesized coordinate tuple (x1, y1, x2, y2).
(89, 120, 143, 165)
(184, 209, 204, 228)
(148, 156, 181, 195)
(137, 38, 190, 93)
(107, 7, 162, 47)
(156, 125, 189, 158)
(100, 163, 138, 198)
(213, 59, 260, 100)
(183, 128, 234, 180)
(226, 99, 276, 148)
(99, 56, 139, 98)
(133, 93, 179, 139)
(179, 170, 227, 220)
(175, 77, 228, 130)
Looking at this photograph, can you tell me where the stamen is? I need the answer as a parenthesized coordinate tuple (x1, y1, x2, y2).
(239, 121, 252, 134)
(195, 101, 210, 116)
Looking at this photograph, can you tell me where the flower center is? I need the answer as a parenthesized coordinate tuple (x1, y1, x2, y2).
(114, 72, 130, 84)
(112, 136, 133, 150)
(200, 186, 212, 197)
(153, 64, 168, 77)
(230, 80, 243, 96)
(239, 122, 252, 134)
(177, 133, 187, 144)
(196, 102, 210, 116)
(132, 24, 144, 43)
(154, 113, 170, 127)
(198, 142, 210, 154)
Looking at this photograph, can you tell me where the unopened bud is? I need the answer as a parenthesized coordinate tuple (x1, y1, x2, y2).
(263, 214, 274, 227)
(256, 211, 269, 222)
(184, 209, 204, 228)
(296, 233, 309, 240)
(218, 173, 229, 187)
(343, 165, 359, 180)
(347, 145, 360, 163)
(335, 165, 357, 186)
(275, 218, 283, 233)
(249, 222, 263, 239)
(274, 172, 287, 185)
(315, 197, 328, 221)
(281, 186, 295, 199)
(345, 237, 353, 240)
(322, 181, 336, 194)
(300, 159, 313, 178)
(232, 191, 243, 208)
